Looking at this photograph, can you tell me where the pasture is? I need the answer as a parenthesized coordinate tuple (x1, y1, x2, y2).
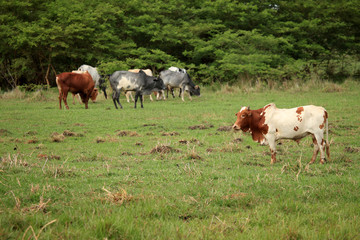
(1, 81, 360, 239)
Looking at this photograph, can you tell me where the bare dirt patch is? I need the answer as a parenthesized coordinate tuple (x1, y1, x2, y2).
(161, 131, 180, 136)
(0, 129, 11, 136)
(217, 126, 233, 132)
(188, 124, 214, 130)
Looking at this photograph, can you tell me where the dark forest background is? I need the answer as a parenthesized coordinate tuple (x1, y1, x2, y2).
(1, 0, 359, 89)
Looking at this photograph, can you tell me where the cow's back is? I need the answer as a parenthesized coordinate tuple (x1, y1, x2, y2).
(160, 70, 186, 87)
(78, 65, 100, 86)
(57, 72, 94, 91)
(264, 104, 327, 138)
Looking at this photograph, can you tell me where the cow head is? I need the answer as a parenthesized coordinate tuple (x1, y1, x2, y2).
(90, 88, 99, 102)
(233, 106, 252, 132)
(153, 77, 166, 91)
(190, 85, 200, 96)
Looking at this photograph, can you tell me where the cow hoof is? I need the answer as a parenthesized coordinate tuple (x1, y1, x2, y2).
(320, 158, 326, 164)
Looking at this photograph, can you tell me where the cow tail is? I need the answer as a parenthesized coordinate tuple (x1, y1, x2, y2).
(325, 112, 330, 160)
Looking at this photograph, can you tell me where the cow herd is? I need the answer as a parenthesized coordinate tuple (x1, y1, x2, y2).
(55, 65, 200, 110)
(56, 65, 330, 165)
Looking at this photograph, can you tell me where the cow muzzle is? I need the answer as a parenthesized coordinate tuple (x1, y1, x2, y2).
(232, 124, 240, 131)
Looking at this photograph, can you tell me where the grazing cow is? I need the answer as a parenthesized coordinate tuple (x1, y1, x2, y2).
(126, 69, 157, 102)
(159, 69, 200, 101)
(78, 64, 107, 99)
(56, 71, 95, 109)
(109, 70, 165, 109)
(232, 103, 330, 164)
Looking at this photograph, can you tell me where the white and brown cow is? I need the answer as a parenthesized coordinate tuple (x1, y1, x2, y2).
(232, 103, 330, 164)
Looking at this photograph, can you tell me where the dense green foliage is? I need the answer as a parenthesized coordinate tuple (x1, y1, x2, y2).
(1, 0, 359, 88)
(0, 81, 360, 239)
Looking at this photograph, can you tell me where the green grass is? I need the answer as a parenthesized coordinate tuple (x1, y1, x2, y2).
(1, 81, 360, 239)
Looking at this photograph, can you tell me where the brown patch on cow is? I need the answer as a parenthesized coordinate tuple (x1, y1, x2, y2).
(296, 107, 304, 114)
(276, 129, 279, 132)
(296, 107, 304, 122)
(294, 126, 299, 131)
(319, 111, 328, 129)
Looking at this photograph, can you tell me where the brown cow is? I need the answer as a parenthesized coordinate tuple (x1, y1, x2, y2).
(56, 71, 95, 109)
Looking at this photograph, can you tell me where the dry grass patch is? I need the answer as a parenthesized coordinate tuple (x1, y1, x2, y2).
(116, 130, 139, 137)
(102, 187, 134, 205)
(0, 87, 25, 99)
(63, 130, 83, 137)
(50, 132, 65, 142)
(150, 144, 180, 154)
(161, 131, 180, 136)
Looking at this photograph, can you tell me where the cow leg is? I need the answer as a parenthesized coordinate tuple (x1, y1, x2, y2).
(161, 90, 166, 100)
(112, 91, 121, 109)
(62, 90, 70, 109)
(79, 93, 89, 109)
(268, 136, 276, 164)
(314, 133, 326, 164)
(149, 95, 153, 101)
(170, 87, 176, 98)
(58, 92, 62, 109)
(181, 86, 186, 101)
(116, 92, 123, 109)
(72, 93, 76, 105)
(134, 91, 140, 108)
(310, 135, 319, 164)
(178, 88, 182, 98)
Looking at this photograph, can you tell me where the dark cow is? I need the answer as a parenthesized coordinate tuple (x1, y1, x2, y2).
(159, 69, 200, 101)
(56, 71, 95, 109)
(232, 103, 330, 164)
(78, 64, 107, 99)
(109, 70, 165, 109)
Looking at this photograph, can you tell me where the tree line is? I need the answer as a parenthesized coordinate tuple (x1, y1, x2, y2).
(1, 0, 359, 89)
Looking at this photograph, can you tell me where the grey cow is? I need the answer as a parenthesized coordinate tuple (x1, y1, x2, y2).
(109, 70, 165, 109)
(78, 64, 107, 99)
(159, 70, 200, 101)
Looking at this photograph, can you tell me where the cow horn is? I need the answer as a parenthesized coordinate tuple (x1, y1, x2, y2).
(248, 106, 250, 110)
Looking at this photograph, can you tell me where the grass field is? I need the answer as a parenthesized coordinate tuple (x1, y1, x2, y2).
(1, 80, 360, 239)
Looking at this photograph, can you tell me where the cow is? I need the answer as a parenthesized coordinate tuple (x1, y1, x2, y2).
(56, 71, 95, 109)
(232, 103, 330, 164)
(109, 70, 165, 109)
(78, 64, 107, 99)
(126, 69, 158, 102)
(159, 69, 200, 101)
(71, 70, 99, 104)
